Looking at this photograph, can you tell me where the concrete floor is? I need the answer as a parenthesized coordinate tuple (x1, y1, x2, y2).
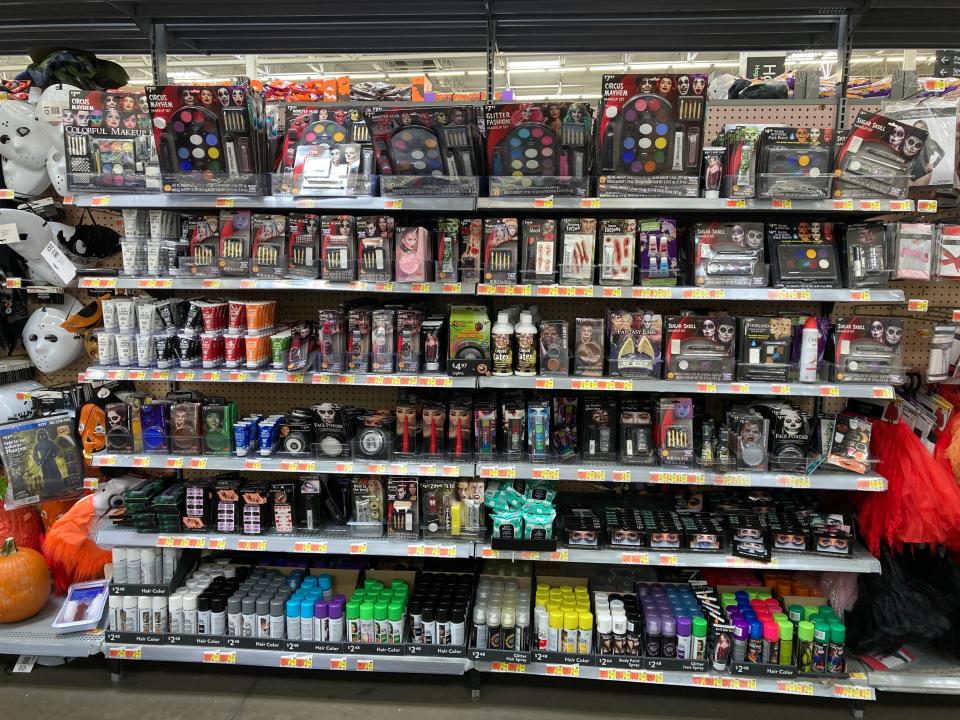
(1, 657, 958, 720)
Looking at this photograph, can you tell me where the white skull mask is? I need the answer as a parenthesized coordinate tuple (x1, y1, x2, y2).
(718, 323, 736, 343)
(702, 319, 716, 339)
(730, 225, 745, 246)
(22, 293, 84, 373)
(781, 412, 804, 436)
(885, 325, 902, 345)
(746, 229, 763, 249)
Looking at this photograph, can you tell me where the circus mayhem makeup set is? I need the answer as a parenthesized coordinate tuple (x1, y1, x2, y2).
(64, 90, 154, 193)
(147, 84, 267, 194)
(484, 102, 594, 196)
(596, 74, 706, 198)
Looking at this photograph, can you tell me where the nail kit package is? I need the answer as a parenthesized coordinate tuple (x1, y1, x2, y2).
(483, 217, 519, 285)
(833, 316, 904, 384)
(362, 105, 483, 196)
(606, 309, 662, 378)
(834, 111, 929, 199)
(286, 212, 321, 278)
(596, 73, 707, 197)
(147, 84, 267, 194)
(665, 315, 737, 382)
(559, 217, 598, 285)
(638, 217, 678, 285)
(756, 127, 834, 199)
(250, 214, 287, 278)
(598, 219, 637, 285)
(766, 222, 841, 288)
(485, 101, 594, 196)
(64, 90, 153, 192)
(693, 222, 767, 286)
(319, 215, 356, 281)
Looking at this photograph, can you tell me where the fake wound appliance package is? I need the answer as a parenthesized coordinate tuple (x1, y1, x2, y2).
(64, 90, 154, 192)
(596, 73, 707, 197)
(147, 84, 267, 194)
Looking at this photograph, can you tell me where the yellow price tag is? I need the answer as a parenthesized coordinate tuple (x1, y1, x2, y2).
(188, 458, 207, 470)
(356, 659, 374, 671)
(91, 195, 111, 207)
(908, 299, 929, 312)
(819, 385, 840, 397)
(83, 477, 99, 490)
(150, 370, 170, 381)
(201, 371, 221, 382)
(849, 289, 872, 301)
(777, 680, 814, 696)
(833, 199, 854, 210)
(580, 198, 601, 209)
(237, 539, 266, 552)
(659, 554, 679, 566)
(833, 685, 872, 700)
(777, 475, 811, 489)
(632, 287, 672, 299)
(545, 664, 580, 677)
(620, 552, 650, 565)
(730, 383, 751, 394)
(490, 662, 525, 673)
(872, 386, 893, 399)
(416, 463, 437, 475)
(165, 458, 184, 469)
(716, 473, 751, 487)
(243, 459, 262, 471)
(293, 541, 328, 554)
(859, 199, 882, 211)
(890, 200, 913, 211)
(202, 279, 221, 289)
(208, 538, 226, 550)
(334, 462, 354, 473)
(214, 198, 235, 208)
(280, 655, 313, 669)
(918, 199, 938, 213)
(0, 189, 13, 200)
(348, 543, 368, 554)
(5, 278, 22, 289)
(611, 470, 631, 482)
(532, 467, 560, 480)
(481, 547, 500, 559)
(602, 286, 622, 298)
(533, 377, 554, 389)
(725, 199, 747, 208)
(549, 550, 569, 562)
(440, 465, 461, 477)
(696, 382, 717, 393)
(202, 650, 236, 664)
(771, 384, 792, 395)
(132, 456, 151, 468)
(384, 199, 403, 209)
(533, 197, 554, 209)
(772, 199, 792, 210)
(577, 468, 605, 481)
(329, 658, 347, 670)
(97, 454, 117, 466)
(857, 477, 886, 491)
(441, 283, 462, 294)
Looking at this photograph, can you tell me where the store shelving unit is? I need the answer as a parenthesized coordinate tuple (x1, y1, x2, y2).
(0, 601, 104, 659)
(68, 193, 477, 212)
(476, 284, 905, 303)
(475, 197, 932, 213)
(77, 276, 474, 295)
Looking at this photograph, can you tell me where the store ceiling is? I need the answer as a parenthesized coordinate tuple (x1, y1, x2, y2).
(1, 1, 960, 56)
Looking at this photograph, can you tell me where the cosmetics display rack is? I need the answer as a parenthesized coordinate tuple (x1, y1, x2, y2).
(81, 365, 894, 400)
(88, 452, 886, 493)
(0, 601, 105, 658)
(67, 193, 937, 215)
(472, 660, 875, 701)
(77, 277, 474, 296)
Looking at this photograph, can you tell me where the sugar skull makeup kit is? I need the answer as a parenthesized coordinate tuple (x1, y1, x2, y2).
(596, 73, 706, 197)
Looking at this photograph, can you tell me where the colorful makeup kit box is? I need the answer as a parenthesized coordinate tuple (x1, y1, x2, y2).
(362, 105, 483, 196)
(280, 104, 374, 194)
(693, 222, 767, 287)
(756, 127, 834, 199)
(484, 101, 594, 196)
(147, 84, 267, 194)
(834, 111, 929, 199)
(766, 222, 841, 288)
(65, 90, 153, 192)
(664, 315, 737, 382)
(596, 73, 707, 198)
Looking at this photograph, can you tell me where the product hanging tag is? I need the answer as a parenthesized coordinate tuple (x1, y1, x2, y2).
(0, 223, 21, 245)
(40, 241, 77, 285)
(13, 655, 37, 673)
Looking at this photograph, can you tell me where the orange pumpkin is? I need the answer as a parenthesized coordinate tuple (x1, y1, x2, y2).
(0, 536, 51, 623)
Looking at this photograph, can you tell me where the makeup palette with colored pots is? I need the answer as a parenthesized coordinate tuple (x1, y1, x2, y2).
(362, 106, 483, 196)
(766, 222, 841, 288)
(597, 74, 706, 198)
(147, 84, 265, 194)
(484, 102, 593, 196)
(756, 127, 834, 199)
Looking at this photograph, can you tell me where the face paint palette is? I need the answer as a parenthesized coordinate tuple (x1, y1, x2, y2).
(757, 127, 834, 198)
(693, 222, 767, 287)
(147, 84, 266, 194)
(766, 222, 840, 288)
(833, 316, 905, 385)
(65, 90, 152, 192)
(362, 106, 483, 196)
(664, 315, 736, 382)
(597, 74, 705, 198)
(834, 111, 928, 199)
(484, 102, 593, 196)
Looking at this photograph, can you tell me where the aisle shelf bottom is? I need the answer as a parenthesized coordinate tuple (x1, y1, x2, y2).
(865, 645, 960, 695)
(476, 661, 875, 701)
(103, 642, 470, 674)
(0, 601, 104, 658)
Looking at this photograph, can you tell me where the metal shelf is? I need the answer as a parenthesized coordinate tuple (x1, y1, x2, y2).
(478, 375, 894, 399)
(477, 284, 904, 303)
(82, 366, 475, 389)
(89, 453, 474, 477)
(475, 462, 886, 492)
(70, 193, 477, 212)
(478, 544, 882, 573)
(95, 527, 473, 559)
(865, 645, 960, 695)
(476, 197, 926, 213)
(476, 661, 875, 701)
(76, 276, 474, 295)
(0, 601, 104, 658)
(103, 642, 470, 674)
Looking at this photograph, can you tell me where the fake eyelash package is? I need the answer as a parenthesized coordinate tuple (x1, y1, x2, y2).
(485, 101, 594, 197)
(362, 105, 483, 196)
(834, 111, 929, 199)
(596, 73, 707, 198)
(64, 90, 154, 193)
(693, 222, 767, 287)
(146, 84, 267, 194)
(756, 127, 834, 199)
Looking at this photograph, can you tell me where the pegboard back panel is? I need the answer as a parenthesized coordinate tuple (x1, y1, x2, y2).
(704, 102, 838, 141)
